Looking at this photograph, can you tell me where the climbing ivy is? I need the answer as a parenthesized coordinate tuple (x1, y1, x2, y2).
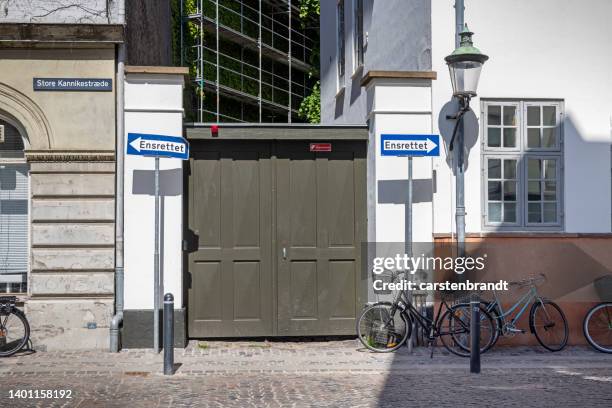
(298, 0, 320, 23)
(297, 0, 320, 123)
(298, 80, 320, 124)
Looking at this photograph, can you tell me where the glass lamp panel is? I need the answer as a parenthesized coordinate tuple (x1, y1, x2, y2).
(448, 61, 483, 96)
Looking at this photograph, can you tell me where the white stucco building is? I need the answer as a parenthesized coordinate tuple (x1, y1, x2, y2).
(321, 0, 612, 344)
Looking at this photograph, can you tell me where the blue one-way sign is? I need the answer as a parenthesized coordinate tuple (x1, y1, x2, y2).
(381, 134, 440, 157)
(127, 133, 189, 160)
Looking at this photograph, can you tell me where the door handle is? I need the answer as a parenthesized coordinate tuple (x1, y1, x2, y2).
(282, 247, 287, 259)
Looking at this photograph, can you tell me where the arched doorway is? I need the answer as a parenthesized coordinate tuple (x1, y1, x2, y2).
(0, 116, 29, 293)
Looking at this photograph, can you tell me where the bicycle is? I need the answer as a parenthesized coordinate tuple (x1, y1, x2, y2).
(480, 274, 569, 352)
(0, 296, 31, 357)
(356, 274, 496, 357)
(583, 275, 612, 353)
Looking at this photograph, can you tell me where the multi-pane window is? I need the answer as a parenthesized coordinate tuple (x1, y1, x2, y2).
(336, 0, 345, 89)
(353, 0, 364, 71)
(527, 157, 559, 224)
(482, 100, 563, 230)
(486, 157, 518, 223)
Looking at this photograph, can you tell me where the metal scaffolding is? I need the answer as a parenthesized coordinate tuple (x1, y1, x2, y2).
(181, 0, 318, 123)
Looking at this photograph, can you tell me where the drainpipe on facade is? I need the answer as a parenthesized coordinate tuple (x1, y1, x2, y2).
(110, 42, 126, 353)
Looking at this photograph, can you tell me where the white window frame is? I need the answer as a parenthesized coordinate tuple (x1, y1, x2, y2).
(336, 0, 346, 92)
(352, 0, 364, 74)
(481, 99, 564, 231)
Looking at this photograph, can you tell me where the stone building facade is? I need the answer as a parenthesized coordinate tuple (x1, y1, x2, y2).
(0, 1, 125, 350)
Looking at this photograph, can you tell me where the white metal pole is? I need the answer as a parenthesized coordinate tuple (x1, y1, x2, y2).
(407, 156, 414, 353)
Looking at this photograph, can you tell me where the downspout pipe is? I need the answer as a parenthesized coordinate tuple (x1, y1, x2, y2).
(110, 42, 126, 353)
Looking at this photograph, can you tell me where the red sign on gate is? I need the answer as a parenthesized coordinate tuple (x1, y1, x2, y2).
(310, 143, 332, 152)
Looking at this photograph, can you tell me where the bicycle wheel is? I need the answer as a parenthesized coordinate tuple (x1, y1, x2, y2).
(583, 302, 612, 353)
(0, 309, 30, 357)
(481, 301, 503, 348)
(530, 300, 568, 352)
(437, 304, 495, 357)
(357, 303, 411, 352)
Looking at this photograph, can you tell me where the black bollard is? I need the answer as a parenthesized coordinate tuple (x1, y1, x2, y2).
(163, 293, 174, 375)
(470, 299, 481, 374)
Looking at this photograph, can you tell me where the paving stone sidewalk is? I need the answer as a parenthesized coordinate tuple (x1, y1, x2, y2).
(1, 340, 611, 407)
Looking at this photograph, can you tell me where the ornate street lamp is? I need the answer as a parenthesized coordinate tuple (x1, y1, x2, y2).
(444, 22, 489, 374)
(445, 24, 488, 98)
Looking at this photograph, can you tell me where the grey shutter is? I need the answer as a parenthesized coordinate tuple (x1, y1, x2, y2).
(0, 164, 29, 292)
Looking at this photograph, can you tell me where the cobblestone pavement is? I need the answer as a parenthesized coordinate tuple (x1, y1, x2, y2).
(1, 340, 611, 407)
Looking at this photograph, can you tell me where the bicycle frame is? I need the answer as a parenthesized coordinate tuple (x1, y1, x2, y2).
(396, 291, 469, 340)
(488, 285, 544, 331)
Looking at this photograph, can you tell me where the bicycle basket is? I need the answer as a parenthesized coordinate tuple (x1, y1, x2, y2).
(594, 275, 612, 302)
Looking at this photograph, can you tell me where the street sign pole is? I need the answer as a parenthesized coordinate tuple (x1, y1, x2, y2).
(153, 156, 160, 353)
(380, 134, 440, 353)
(126, 132, 189, 353)
(406, 156, 414, 353)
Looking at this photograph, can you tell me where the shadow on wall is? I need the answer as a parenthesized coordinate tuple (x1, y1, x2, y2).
(132, 168, 182, 305)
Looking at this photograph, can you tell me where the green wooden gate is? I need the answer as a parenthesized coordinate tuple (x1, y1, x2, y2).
(185, 126, 367, 337)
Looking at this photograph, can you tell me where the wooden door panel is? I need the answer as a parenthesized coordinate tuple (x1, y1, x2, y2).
(276, 141, 366, 335)
(188, 141, 273, 337)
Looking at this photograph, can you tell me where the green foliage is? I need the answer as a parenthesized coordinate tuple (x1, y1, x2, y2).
(299, 0, 320, 22)
(298, 80, 320, 124)
(298, 1, 321, 122)
(171, 0, 321, 122)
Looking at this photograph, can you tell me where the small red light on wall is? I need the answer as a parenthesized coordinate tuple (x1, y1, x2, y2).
(211, 124, 219, 137)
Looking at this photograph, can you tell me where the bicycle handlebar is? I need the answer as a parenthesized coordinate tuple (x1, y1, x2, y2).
(508, 273, 547, 288)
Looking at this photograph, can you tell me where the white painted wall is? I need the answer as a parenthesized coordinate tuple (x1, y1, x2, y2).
(366, 78, 434, 244)
(123, 73, 185, 310)
(431, 0, 612, 234)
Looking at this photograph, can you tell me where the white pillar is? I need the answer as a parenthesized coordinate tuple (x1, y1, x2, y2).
(123, 67, 187, 312)
(363, 72, 436, 301)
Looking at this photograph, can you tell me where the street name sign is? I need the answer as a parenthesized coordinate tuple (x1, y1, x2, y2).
(381, 134, 440, 157)
(33, 78, 112, 92)
(127, 133, 189, 160)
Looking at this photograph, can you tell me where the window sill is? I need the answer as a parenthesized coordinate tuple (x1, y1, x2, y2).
(433, 232, 612, 239)
(335, 86, 346, 99)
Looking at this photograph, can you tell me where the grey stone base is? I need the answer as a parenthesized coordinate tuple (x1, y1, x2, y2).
(122, 308, 187, 348)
